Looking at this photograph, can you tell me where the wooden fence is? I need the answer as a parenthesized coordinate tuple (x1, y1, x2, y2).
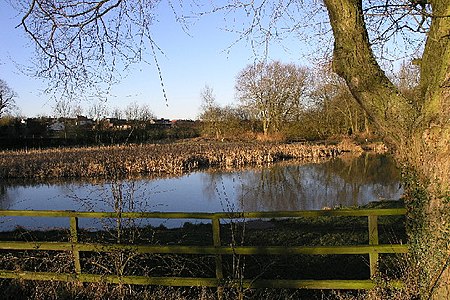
(0, 208, 408, 290)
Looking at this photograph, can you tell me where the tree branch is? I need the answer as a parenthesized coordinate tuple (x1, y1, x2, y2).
(324, 0, 416, 148)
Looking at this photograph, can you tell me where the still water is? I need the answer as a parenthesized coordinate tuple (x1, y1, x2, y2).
(0, 153, 403, 230)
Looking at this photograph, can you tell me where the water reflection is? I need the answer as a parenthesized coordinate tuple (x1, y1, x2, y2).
(234, 153, 402, 211)
(198, 153, 402, 213)
(0, 153, 403, 229)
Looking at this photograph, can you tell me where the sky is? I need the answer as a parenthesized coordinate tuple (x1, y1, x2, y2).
(0, 1, 318, 120)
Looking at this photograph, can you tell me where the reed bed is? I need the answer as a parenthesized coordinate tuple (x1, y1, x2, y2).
(0, 141, 345, 179)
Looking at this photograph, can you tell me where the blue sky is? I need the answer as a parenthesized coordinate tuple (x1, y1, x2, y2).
(0, 1, 318, 120)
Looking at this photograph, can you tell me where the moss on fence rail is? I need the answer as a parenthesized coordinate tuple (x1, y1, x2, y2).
(0, 207, 407, 219)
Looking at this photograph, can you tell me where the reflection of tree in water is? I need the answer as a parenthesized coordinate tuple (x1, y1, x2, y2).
(0, 182, 18, 210)
(0, 184, 8, 209)
(237, 154, 402, 211)
(237, 164, 305, 211)
(0, 184, 5, 197)
(0, 179, 83, 211)
(201, 170, 245, 212)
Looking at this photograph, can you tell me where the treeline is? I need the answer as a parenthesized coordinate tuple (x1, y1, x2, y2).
(0, 60, 418, 149)
(199, 60, 419, 142)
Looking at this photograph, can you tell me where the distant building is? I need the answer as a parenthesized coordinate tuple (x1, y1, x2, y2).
(48, 120, 65, 132)
(94, 118, 133, 130)
(75, 115, 94, 128)
(171, 119, 195, 126)
(150, 118, 172, 127)
(109, 118, 132, 130)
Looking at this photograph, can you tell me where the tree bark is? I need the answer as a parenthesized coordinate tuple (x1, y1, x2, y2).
(414, 0, 450, 195)
(420, 0, 450, 123)
(324, 0, 450, 298)
(410, 2, 450, 299)
(324, 0, 416, 149)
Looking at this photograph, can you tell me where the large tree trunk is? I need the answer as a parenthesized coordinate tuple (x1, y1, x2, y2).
(324, 0, 417, 149)
(324, 0, 450, 298)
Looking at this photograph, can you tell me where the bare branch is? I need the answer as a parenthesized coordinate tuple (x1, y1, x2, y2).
(13, 0, 161, 100)
(0, 79, 18, 117)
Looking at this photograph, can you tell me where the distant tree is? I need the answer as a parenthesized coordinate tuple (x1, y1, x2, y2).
(199, 85, 253, 139)
(0, 79, 17, 117)
(124, 101, 155, 121)
(308, 66, 369, 137)
(71, 104, 84, 118)
(53, 99, 72, 118)
(199, 85, 223, 139)
(138, 104, 155, 121)
(219, 105, 254, 138)
(111, 107, 123, 119)
(88, 101, 109, 121)
(393, 60, 421, 111)
(235, 61, 308, 136)
(125, 102, 140, 121)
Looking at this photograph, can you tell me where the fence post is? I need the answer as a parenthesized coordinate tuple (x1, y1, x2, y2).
(212, 216, 224, 299)
(70, 216, 82, 275)
(368, 215, 379, 278)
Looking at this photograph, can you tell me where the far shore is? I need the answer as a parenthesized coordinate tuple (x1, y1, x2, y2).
(0, 138, 386, 180)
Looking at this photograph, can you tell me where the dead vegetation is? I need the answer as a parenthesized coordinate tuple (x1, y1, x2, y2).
(0, 141, 345, 179)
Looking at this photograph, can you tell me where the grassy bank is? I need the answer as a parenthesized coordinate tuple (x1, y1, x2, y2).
(0, 140, 348, 179)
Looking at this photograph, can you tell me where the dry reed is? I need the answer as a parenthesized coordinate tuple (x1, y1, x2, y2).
(0, 141, 345, 179)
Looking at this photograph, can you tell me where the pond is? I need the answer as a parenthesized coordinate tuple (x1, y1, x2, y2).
(0, 153, 403, 230)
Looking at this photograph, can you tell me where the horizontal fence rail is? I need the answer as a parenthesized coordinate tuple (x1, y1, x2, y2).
(0, 208, 408, 290)
(0, 208, 407, 218)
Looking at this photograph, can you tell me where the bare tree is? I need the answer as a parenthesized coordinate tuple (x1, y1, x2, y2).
(0, 79, 17, 117)
(124, 101, 155, 121)
(14, 0, 163, 100)
(71, 104, 84, 118)
(138, 104, 155, 121)
(309, 66, 368, 137)
(124, 101, 140, 121)
(199, 85, 222, 139)
(53, 99, 72, 118)
(199, 85, 252, 139)
(111, 107, 124, 119)
(88, 101, 109, 121)
(236, 61, 308, 135)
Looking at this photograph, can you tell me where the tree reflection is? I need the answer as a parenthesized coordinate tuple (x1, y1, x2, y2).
(201, 170, 244, 212)
(230, 154, 402, 211)
(0, 182, 15, 210)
